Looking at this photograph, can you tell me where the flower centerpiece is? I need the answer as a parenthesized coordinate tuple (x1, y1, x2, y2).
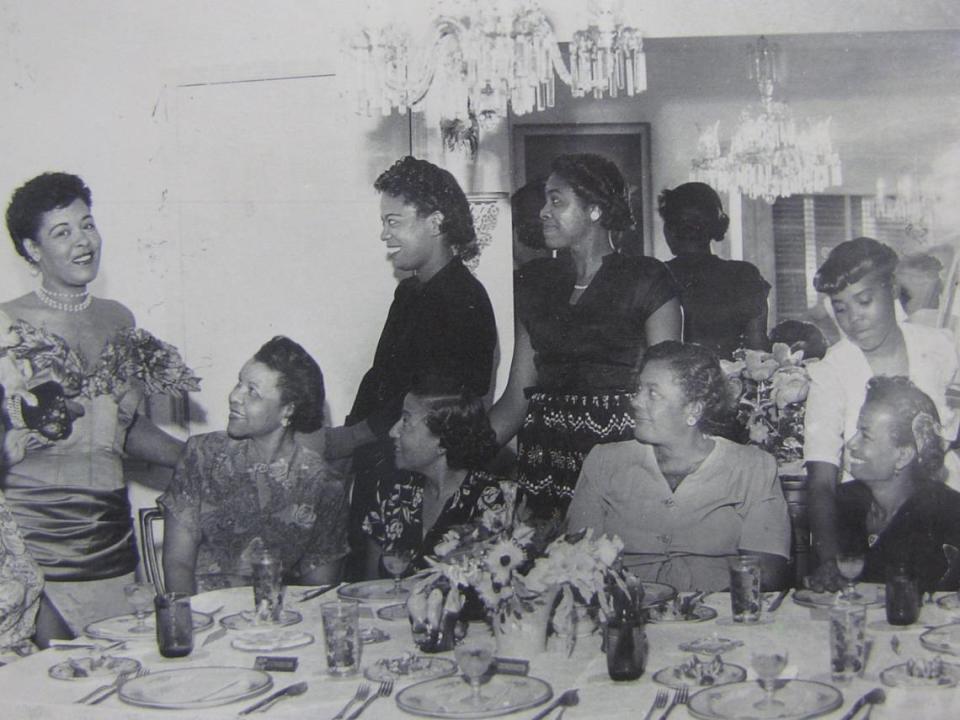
(721, 342, 814, 472)
(413, 504, 624, 657)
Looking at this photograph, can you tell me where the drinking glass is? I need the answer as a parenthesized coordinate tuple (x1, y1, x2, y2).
(321, 600, 362, 676)
(829, 602, 867, 684)
(728, 555, 762, 623)
(836, 553, 865, 601)
(382, 547, 416, 597)
(155, 592, 193, 658)
(124, 582, 156, 633)
(252, 549, 284, 623)
(751, 649, 788, 714)
(454, 637, 495, 705)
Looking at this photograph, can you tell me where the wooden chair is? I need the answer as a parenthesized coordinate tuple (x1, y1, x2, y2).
(137, 506, 165, 594)
(779, 473, 811, 588)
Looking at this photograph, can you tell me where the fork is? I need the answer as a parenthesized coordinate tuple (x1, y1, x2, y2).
(643, 689, 668, 720)
(658, 686, 689, 720)
(75, 669, 136, 704)
(89, 667, 150, 705)
(332, 683, 370, 720)
(346, 680, 393, 720)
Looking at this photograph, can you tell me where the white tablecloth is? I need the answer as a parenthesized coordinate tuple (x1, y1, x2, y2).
(2, 585, 959, 719)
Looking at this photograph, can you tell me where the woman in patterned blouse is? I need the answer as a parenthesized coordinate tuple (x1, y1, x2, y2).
(161, 337, 349, 593)
(362, 376, 512, 579)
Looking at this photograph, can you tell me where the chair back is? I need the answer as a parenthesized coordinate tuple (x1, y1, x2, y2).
(138, 506, 165, 595)
(779, 473, 811, 588)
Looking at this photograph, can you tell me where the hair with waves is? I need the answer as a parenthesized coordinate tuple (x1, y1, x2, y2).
(409, 375, 497, 471)
(550, 153, 633, 232)
(657, 181, 730, 245)
(814, 237, 898, 296)
(253, 336, 325, 433)
(6, 172, 92, 263)
(863, 375, 945, 478)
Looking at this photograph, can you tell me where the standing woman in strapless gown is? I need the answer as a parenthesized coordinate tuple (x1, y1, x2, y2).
(1, 172, 185, 640)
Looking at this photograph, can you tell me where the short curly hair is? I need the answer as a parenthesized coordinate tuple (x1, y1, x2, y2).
(814, 237, 898, 296)
(253, 336, 325, 433)
(639, 341, 733, 434)
(550, 154, 633, 232)
(374, 156, 479, 260)
(657, 182, 730, 244)
(6, 172, 92, 263)
(409, 375, 497, 471)
(863, 376, 945, 478)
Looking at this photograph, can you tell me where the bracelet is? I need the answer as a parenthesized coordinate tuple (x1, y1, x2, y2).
(4, 394, 26, 429)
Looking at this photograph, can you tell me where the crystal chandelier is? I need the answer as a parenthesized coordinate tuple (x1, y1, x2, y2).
(690, 37, 842, 203)
(342, 0, 646, 130)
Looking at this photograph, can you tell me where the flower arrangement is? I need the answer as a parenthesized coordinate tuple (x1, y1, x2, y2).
(721, 342, 814, 469)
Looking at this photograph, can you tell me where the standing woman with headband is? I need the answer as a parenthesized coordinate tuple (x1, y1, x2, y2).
(490, 153, 681, 518)
(660, 182, 770, 359)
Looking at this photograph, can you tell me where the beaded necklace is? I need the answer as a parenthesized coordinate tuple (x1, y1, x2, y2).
(35, 287, 92, 313)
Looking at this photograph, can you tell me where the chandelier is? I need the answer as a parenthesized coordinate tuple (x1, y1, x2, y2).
(690, 37, 842, 203)
(342, 0, 646, 130)
(874, 173, 936, 235)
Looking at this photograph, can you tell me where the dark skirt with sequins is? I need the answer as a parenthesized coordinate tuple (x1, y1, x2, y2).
(517, 389, 636, 518)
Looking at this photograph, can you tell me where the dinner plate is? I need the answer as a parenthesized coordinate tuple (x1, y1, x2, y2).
(880, 660, 960, 688)
(84, 611, 213, 641)
(639, 582, 678, 608)
(647, 604, 718, 624)
(48, 655, 140, 681)
(231, 629, 315, 652)
(338, 578, 417, 601)
(791, 585, 884, 609)
(119, 666, 272, 710)
(364, 654, 457, 684)
(220, 609, 302, 630)
(687, 680, 842, 720)
(678, 635, 744, 656)
(395, 674, 552, 719)
(652, 660, 746, 690)
(920, 622, 960, 655)
(377, 603, 408, 621)
(935, 593, 960, 611)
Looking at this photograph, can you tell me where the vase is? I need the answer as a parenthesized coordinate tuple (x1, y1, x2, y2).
(493, 588, 559, 659)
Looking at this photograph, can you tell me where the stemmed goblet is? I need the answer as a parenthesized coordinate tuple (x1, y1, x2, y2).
(836, 553, 865, 601)
(382, 547, 416, 597)
(751, 648, 789, 715)
(454, 637, 495, 706)
(124, 582, 156, 633)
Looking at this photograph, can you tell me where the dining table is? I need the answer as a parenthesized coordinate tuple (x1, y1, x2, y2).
(2, 583, 958, 719)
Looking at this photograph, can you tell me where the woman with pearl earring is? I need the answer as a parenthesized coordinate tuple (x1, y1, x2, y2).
(490, 154, 682, 519)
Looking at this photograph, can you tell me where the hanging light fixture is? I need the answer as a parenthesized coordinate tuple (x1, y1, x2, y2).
(690, 37, 842, 202)
(342, 0, 646, 130)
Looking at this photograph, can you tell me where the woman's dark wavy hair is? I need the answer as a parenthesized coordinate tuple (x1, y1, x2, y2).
(657, 181, 730, 245)
(863, 376, 945, 478)
(550, 153, 633, 232)
(409, 375, 497, 471)
(374, 156, 479, 260)
(639, 341, 733, 434)
(253, 336, 325, 433)
(814, 237, 898, 296)
(6, 172, 92, 263)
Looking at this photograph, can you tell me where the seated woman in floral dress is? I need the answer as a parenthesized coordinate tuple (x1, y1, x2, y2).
(161, 337, 349, 593)
(362, 376, 512, 579)
(837, 376, 960, 593)
(568, 341, 790, 592)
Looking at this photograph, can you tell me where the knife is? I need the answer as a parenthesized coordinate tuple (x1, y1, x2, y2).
(238, 681, 308, 715)
(766, 589, 789, 613)
(297, 583, 338, 603)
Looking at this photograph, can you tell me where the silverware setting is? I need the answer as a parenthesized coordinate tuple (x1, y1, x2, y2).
(838, 687, 885, 720)
(345, 680, 393, 720)
(201, 625, 228, 647)
(332, 683, 370, 720)
(89, 668, 150, 705)
(529, 688, 578, 720)
(657, 686, 688, 720)
(766, 588, 790, 613)
(51, 639, 126, 652)
(298, 583, 338, 603)
(239, 681, 308, 715)
(75, 667, 149, 705)
(643, 689, 669, 720)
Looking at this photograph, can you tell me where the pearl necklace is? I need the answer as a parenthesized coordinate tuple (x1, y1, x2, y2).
(35, 287, 92, 313)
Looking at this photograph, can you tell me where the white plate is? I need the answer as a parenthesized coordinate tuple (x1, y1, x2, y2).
(791, 584, 884, 609)
(687, 680, 842, 720)
(647, 604, 718, 624)
(935, 593, 960, 611)
(920, 623, 960, 655)
(338, 578, 417, 602)
(652, 660, 746, 689)
(880, 660, 960, 688)
(220, 609, 302, 630)
(119, 666, 272, 710)
(231, 629, 315, 652)
(84, 611, 213, 641)
(396, 674, 552, 719)
(678, 636, 744, 656)
(48, 655, 140, 681)
(377, 603, 408, 621)
(364, 655, 457, 684)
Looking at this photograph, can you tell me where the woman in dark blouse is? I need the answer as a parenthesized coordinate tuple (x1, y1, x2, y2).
(660, 182, 770, 359)
(362, 377, 510, 577)
(490, 154, 681, 518)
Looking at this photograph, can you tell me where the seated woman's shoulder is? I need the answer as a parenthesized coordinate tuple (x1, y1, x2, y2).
(715, 437, 777, 471)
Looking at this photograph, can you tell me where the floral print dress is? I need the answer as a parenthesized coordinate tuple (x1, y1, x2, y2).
(0, 492, 43, 663)
(159, 432, 349, 592)
(362, 470, 511, 565)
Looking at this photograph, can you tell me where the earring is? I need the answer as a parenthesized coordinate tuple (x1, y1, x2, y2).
(686, 416, 697, 427)
(281, 417, 290, 427)
(29, 264, 40, 277)
(590, 209, 600, 221)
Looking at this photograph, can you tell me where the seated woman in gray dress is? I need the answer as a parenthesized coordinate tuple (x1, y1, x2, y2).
(161, 337, 349, 594)
(568, 341, 790, 591)
(837, 376, 960, 593)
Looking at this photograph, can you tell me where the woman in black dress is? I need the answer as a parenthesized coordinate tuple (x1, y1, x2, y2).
(660, 182, 770, 359)
(490, 154, 681, 518)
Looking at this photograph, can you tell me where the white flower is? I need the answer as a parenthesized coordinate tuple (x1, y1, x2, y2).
(433, 530, 461, 558)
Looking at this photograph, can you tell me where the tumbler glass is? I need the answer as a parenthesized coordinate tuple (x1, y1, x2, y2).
(728, 555, 763, 623)
(321, 600, 362, 676)
(252, 549, 284, 623)
(829, 602, 867, 684)
(155, 592, 193, 658)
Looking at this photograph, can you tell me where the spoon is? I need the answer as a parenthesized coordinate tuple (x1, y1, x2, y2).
(837, 688, 884, 720)
(529, 689, 579, 720)
(238, 681, 308, 715)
